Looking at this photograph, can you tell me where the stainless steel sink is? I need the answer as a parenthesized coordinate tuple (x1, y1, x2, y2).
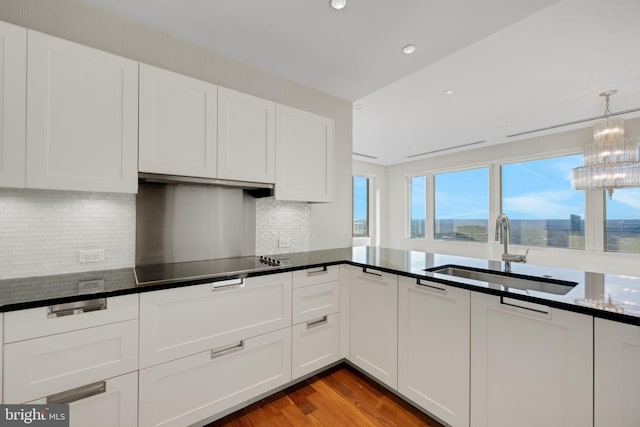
(430, 266, 576, 295)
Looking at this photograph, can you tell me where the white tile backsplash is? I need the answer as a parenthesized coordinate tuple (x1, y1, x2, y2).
(0, 189, 135, 279)
(0, 190, 310, 279)
(256, 198, 310, 255)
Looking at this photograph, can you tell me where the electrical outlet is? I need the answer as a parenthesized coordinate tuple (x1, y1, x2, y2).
(278, 237, 291, 248)
(78, 279, 105, 294)
(79, 249, 105, 263)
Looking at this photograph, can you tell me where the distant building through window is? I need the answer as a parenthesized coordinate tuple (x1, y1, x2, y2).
(502, 155, 585, 249)
(353, 176, 369, 237)
(435, 167, 488, 242)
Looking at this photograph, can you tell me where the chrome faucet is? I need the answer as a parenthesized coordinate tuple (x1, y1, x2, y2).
(495, 213, 528, 272)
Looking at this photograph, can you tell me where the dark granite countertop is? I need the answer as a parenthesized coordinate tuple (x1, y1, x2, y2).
(0, 246, 638, 326)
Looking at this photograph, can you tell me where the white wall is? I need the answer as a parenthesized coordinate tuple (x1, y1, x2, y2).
(385, 117, 640, 276)
(0, 0, 352, 278)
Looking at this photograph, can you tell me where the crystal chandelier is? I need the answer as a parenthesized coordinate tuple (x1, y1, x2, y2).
(572, 90, 640, 199)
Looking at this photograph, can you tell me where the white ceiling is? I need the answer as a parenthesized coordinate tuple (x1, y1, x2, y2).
(82, 0, 640, 166)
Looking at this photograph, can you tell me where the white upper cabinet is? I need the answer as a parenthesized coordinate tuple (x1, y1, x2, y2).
(0, 21, 26, 188)
(275, 104, 334, 202)
(139, 63, 218, 178)
(26, 30, 138, 193)
(217, 87, 275, 183)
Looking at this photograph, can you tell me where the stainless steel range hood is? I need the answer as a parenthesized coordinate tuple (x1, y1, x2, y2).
(138, 173, 274, 198)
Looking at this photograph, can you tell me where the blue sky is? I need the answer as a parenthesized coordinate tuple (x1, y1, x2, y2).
(353, 176, 368, 220)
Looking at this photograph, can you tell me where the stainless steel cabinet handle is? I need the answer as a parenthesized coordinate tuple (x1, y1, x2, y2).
(306, 266, 328, 275)
(306, 315, 329, 329)
(211, 341, 245, 359)
(48, 298, 107, 318)
(362, 267, 382, 277)
(47, 380, 106, 404)
(416, 279, 447, 294)
(500, 296, 550, 316)
(211, 278, 245, 292)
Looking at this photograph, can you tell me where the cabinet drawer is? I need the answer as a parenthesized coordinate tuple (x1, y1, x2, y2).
(139, 327, 291, 427)
(4, 319, 138, 403)
(292, 313, 340, 380)
(292, 265, 339, 288)
(292, 280, 339, 324)
(139, 272, 291, 368)
(27, 372, 138, 427)
(5, 294, 139, 343)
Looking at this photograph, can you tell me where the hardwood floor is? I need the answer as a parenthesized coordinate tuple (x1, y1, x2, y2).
(207, 364, 444, 427)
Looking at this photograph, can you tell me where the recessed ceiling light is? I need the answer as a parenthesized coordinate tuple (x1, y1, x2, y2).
(330, 0, 347, 10)
(401, 44, 416, 55)
(444, 89, 455, 95)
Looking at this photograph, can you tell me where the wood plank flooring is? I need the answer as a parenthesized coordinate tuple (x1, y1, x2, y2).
(207, 364, 444, 427)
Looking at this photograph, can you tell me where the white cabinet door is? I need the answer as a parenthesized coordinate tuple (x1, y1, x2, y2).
(349, 266, 398, 389)
(217, 87, 275, 183)
(595, 318, 640, 427)
(275, 104, 334, 202)
(139, 273, 292, 368)
(470, 293, 592, 427)
(292, 280, 339, 324)
(292, 313, 340, 380)
(26, 30, 138, 193)
(398, 277, 470, 427)
(4, 294, 138, 343)
(28, 372, 138, 427)
(0, 21, 26, 188)
(139, 64, 217, 178)
(4, 319, 138, 403)
(139, 327, 291, 427)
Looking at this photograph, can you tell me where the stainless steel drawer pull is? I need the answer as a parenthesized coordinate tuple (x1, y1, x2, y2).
(211, 341, 245, 359)
(500, 296, 550, 316)
(211, 278, 245, 292)
(47, 380, 106, 405)
(416, 280, 447, 294)
(306, 315, 329, 329)
(362, 267, 382, 277)
(48, 298, 107, 318)
(306, 266, 328, 275)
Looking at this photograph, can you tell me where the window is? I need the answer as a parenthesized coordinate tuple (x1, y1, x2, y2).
(435, 167, 488, 242)
(353, 176, 369, 237)
(501, 155, 584, 249)
(605, 188, 640, 253)
(409, 176, 426, 238)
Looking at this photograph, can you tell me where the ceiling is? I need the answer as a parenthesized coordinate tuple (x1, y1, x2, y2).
(82, 0, 640, 166)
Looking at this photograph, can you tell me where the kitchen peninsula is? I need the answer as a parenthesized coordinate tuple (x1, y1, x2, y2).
(0, 246, 637, 427)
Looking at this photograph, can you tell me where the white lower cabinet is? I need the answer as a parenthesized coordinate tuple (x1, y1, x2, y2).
(139, 273, 292, 368)
(470, 293, 592, 427)
(595, 318, 640, 427)
(349, 266, 398, 389)
(398, 277, 470, 427)
(292, 313, 340, 379)
(27, 372, 138, 427)
(139, 327, 291, 427)
(4, 319, 139, 404)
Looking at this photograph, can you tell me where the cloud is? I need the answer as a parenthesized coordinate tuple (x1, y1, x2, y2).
(612, 191, 640, 211)
(503, 190, 584, 219)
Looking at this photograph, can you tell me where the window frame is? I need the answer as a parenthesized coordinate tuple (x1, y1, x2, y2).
(406, 174, 427, 239)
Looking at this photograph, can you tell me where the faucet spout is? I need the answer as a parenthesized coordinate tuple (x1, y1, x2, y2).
(496, 213, 522, 272)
